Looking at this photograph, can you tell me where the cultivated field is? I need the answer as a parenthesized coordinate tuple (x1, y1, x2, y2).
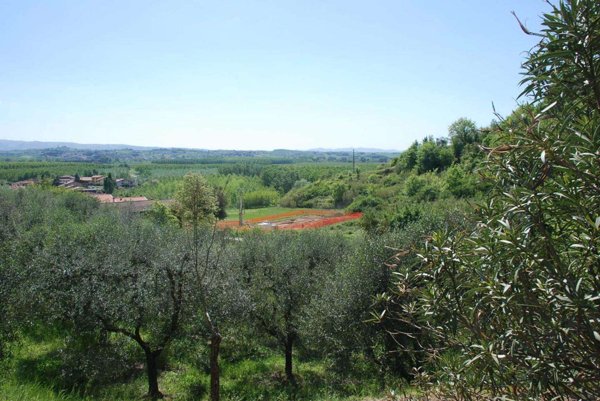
(218, 208, 362, 230)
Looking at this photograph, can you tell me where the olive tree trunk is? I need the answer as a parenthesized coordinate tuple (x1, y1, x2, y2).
(144, 348, 163, 399)
(210, 332, 222, 401)
(284, 333, 295, 385)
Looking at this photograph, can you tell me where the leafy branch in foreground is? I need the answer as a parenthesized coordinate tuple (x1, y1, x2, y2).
(383, 1, 600, 399)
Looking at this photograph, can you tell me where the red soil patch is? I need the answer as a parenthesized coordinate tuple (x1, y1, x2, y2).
(217, 210, 362, 230)
(276, 212, 363, 230)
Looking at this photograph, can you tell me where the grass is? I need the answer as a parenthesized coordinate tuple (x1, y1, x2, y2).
(221, 206, 365, 235)
(320, 219, 364, 238)
(0, 382, 79, 401)
(223, 207, 311, 221)
(1, 335, 405, 401)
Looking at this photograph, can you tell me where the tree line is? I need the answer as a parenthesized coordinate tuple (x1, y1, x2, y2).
(1, 178, 455, 400)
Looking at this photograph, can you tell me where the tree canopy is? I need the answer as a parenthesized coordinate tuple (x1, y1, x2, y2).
(383, 1, 600, 398)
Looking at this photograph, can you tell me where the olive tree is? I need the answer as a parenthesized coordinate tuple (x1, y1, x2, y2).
(29, 211, 194, 399)
(1, 189, 99, 361)
(175, 172, 246, 401)
(303, 234, 400, 385)
(187, 228, 248, 401)
(0, 188, 18, 360)
(237, 231, 347, 384)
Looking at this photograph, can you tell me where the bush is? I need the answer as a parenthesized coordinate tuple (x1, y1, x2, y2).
(346, 195, 383, 213)
(387, 205, 422, 231)
(279, 180, 334, 208)
(384, 2, 600, 398)
(243, 189, 279, 209)
(403, 174, 425, 197)
(403, 173, 446, 202)
(444, 164, 476, 198)
(415, 141, 454, 173)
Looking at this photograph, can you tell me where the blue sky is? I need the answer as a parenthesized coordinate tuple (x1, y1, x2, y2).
(0, 1, 547, 151)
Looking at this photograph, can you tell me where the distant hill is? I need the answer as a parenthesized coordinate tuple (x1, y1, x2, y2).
(308, 147, 399, 153)
(0, 140, 398, 154)
(0, 139, 154, 151)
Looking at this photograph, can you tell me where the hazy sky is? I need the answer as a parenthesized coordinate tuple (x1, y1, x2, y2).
(0, 1, 547, 151)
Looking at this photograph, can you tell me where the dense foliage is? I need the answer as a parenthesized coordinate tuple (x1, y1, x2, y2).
(382, 1, 600, 399)
(1, 2, 598, 400)
(0, 188, 417, 400)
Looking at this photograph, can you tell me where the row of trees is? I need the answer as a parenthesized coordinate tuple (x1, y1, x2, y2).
(1, 181, 434, 400)
(392, 117, 487, 175)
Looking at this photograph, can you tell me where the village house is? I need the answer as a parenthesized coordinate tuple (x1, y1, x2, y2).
(77, 175, 104, 186)
(88, 193, 154, 212)
(89, 194, 114, 203)
(89, 194, 149, 204)
(78, 176, 93, 185)
(61, 181, 83, 189)
(115, 178, 135, 188)
(54, 175, 137, 190)
(57, 175, 75, 185)
(91, 175, 104, 185)
(9, 179, 36, 190)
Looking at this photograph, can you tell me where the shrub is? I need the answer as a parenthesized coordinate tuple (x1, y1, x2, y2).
(444, 164, 477, 198)
(384, 2, 600, 398)
(346, 195, 383, 213)
(243, 189, 279, 209)
(404, 173, 446, 202)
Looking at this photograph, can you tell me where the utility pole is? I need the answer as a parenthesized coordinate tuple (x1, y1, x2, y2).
(352, 148, 356, 173)
(238, 192, 244, 226)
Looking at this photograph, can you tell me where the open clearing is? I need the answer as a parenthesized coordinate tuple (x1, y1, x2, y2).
(223, 206, 303, 221)
(218, 208, 362, 230)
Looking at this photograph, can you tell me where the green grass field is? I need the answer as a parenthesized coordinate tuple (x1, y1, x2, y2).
(223, 207, 308, 221)
(319, 219, 364, 239)
(0, 335, 404, 401)
(222, 207, 365, 238)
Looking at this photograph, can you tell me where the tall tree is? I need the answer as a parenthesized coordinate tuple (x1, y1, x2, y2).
(175, 173, 217, 231)
(175, 172, 226, 401)
(103, 173, 116, 194)
(214, 186, 228, 220)
(448, 117, 479, 161)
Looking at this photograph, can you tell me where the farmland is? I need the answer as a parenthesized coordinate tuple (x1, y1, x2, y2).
(218, 208, 362, 230)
